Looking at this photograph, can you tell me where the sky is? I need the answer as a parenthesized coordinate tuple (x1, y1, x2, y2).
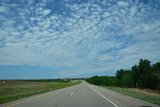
(0, 0, 160, 79)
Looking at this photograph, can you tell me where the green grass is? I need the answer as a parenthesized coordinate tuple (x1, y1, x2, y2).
(105, 86, 160, 105)
(0, 80, 80, 104)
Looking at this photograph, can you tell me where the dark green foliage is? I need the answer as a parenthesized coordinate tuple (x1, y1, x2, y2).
(116, 69, 134, 87)
(86, 76, 117, 86)
(87, 59, 160, 90)
(132, 59, 158, 89)
(152, 62, 160, 89)
(120, 71, 134, 87)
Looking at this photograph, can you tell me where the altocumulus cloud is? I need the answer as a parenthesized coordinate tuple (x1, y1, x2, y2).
(0, 0, 160, 78)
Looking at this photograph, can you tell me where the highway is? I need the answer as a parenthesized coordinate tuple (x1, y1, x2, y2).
(2, 81, 159, 107)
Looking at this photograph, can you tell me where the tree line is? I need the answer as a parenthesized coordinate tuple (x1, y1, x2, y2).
(86, 59, 160, 90)
(4, 79, 70, 82)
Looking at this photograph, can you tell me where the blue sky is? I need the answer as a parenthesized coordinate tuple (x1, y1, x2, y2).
(0, 0, 160, 79)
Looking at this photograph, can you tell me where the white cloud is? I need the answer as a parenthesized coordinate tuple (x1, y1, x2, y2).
(0, 0, 160, 77)
(117, 1, 129, 7)
(0, 6, 8, 13)
(98, 54, 113, 61)
(42, 9, 52, 16)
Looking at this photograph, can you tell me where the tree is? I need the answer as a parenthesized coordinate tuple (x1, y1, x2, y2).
(116, 69, 125, 86)
(152, 62, 160, 89)
(132, 59, 157, 89)
(86, 76, 117, 86)
(87, 59, 160, 90)
(116, 69, 134, 87)
(121, 71, 134, 87)
(152, 62, 160, 80)
(132, 64, 141, 87)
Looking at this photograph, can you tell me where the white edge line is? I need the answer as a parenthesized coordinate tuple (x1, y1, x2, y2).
(88, 85, 118, 107)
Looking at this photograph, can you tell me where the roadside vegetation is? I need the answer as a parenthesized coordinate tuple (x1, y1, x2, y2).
(106, 87, 160, 105)
(86, 59, 160, 105)
(0, 79, 80, 104)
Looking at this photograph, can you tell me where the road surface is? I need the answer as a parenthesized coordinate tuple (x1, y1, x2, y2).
(1, 81, 159, 107)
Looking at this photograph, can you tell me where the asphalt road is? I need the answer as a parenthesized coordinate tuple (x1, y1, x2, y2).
(1, 81, 159, 107)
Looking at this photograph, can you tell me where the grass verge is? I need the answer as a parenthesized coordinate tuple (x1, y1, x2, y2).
(105, 86, 160, 105)
(0, 80, 80, 104)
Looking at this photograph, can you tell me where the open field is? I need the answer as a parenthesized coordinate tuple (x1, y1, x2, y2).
(0, 80, 80, 104)
(105, 86, 160, 105)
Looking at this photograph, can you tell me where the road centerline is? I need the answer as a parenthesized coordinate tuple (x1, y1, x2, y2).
(69, 92, 74, 96)
(88, 85, 118, 107)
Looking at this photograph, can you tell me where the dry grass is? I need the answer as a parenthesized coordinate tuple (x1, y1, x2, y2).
(106, 86, 160, 105)
(128, 88, 160, 96)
